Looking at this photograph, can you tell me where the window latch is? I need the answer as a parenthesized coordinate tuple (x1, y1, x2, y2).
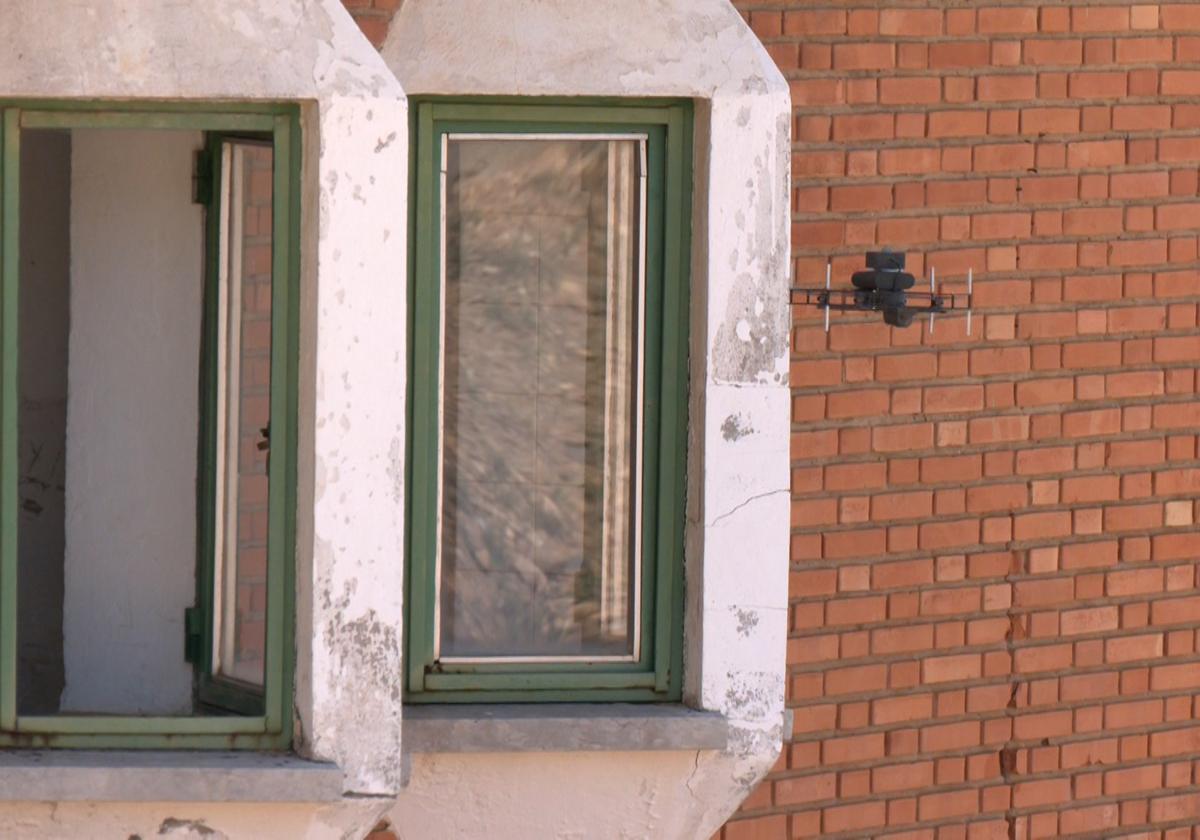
(193, 149, 214, 206)
(183, 606, 203, 665)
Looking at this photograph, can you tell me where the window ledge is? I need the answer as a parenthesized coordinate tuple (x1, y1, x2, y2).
(0, 751, 342, 802)
(403, 703, 729, 754)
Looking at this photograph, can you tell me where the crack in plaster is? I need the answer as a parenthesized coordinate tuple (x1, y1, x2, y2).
(707, 488, 787, 528)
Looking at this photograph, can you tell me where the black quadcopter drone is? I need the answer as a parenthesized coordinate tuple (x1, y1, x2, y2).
(792, 250, 974, 332)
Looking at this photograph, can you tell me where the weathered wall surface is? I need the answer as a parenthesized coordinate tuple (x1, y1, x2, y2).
(0, 800, 392, 840)
(382, 0, 791, 837)
(721, 2, 1200, 838)
(0, 0, 407, 825)
(384, 0, 792, 835)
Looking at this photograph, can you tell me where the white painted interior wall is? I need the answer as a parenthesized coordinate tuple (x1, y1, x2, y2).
(60, 128, 204, 715)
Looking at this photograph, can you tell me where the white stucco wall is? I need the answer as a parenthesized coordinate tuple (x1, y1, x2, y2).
(0, 0, 790, 836)
(61, 129, 204, 716)
(0, 1, 408, 835)
(382, 1, 792, 837)
(0, 800, 392, 840)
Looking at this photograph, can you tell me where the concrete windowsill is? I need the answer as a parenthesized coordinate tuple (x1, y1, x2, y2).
(0, 751, 343, 802)
(403, 703, 730, 754)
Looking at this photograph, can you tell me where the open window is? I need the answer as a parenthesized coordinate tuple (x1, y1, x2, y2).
(5, 105, 297, 747)
(406, 101, 692, 702)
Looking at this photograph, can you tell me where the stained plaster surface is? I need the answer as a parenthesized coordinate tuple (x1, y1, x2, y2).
(0, 800, 392, 840)
(383, 1, 792, 837)
(0, 0, 409, 832)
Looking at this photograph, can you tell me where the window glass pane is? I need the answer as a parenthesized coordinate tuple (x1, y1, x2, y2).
(439, 136, 644, 660)
(211, 140, 272, 689)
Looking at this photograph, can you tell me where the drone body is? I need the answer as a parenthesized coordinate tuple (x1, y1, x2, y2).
(793, 250, 974, 333)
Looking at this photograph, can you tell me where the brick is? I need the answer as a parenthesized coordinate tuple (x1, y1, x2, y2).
(827, 388, 890, 419)
(1072, 6, 1131, 31)
(825, 462, 888, 492)
(879, 76, 942, 106)
(1014, 643, 1072, 673)
(1106, 633, 1165, 663)
(1063, 407, 1121, 438)
(873, 694, 934, 725)
(1017, 446, 1074, 475)
(1149, 792, 1200, 822)
(1107, 566, 1164, 596)
(1061, 606, 1119, 635)
(929, 40, 990, 69)
(979, 7, 1037, 33)
(783, 9, 846, 35)
(1013, 777, 1071, 808)
(978, 74, 1037, 102)
(919, 519, 980, 550)
(823, 732, 886, 764)
(825, 530, 888, 561)
(1112, 171, 1170, 199)
(924, 653, 982, 683)
(833, 42, 896, 71)
(974, 143, 1036, 173)
(880, 146, 941, 175)
(1067, 139, 1125, 168)
(829, 183, 892, 212)
(969, 415, 1027, 444)
(1014, 576, 1074, 606)
(1015, 377, 1073, 407)
(823, 800, 886, 833)
(1014, 709, 1072, 740)
(1063, 206, 1123, 235)
(918, 788, 979, 821)
(929, 110, 988, 138)
(724, 815, 787, 840)
(1163, 70, 1200, 95)
(873, 423, 935, 453)
(825, 663, 887, 695)
(966, 483, 1027, 513)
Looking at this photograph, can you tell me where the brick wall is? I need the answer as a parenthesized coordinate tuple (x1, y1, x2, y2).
(722, 2, 1200, 838)
(343, 0, 401, 48)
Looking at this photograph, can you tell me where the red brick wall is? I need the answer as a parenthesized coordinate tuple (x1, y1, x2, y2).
(722, 2, 1200, 838)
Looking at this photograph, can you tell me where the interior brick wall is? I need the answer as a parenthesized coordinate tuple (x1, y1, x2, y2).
(720, 2, 1200, 838)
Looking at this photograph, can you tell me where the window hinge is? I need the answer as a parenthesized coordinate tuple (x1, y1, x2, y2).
(193, 149, 214, 205)
(184, 606, 203, 665)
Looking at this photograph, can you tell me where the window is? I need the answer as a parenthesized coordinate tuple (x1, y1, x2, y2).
(0, 104, 298, 747)
(406, 100, 692, 702)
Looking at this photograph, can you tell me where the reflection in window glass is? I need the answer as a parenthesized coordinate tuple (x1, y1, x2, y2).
(439, 136, 645, 660)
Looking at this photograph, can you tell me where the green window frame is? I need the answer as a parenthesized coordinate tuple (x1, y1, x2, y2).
(0, 101, 300, 748)
(405, 99, 693, 703)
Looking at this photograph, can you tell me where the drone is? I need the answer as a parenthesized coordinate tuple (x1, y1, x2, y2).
(792, 250, 974, 333)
